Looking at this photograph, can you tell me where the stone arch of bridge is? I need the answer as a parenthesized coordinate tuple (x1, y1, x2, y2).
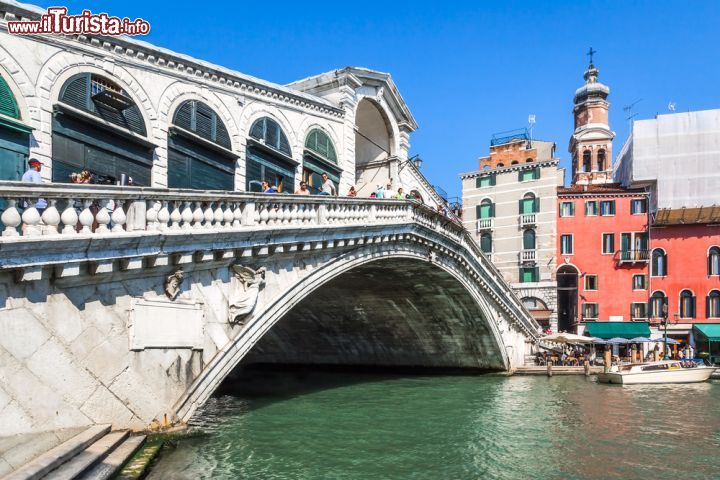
(173, 243, 511, 422)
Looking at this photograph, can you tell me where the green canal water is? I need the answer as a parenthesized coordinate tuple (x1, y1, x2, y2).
(147, 371, 720, 479)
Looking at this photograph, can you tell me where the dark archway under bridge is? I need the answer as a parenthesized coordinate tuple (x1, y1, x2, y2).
(234, 258, 505, 374)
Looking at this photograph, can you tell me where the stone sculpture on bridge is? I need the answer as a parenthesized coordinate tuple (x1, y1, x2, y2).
(229, 264, 267, 323)
(164, 270, 185, 300)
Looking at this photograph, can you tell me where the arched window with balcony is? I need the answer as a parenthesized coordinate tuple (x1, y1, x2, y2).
(597, 149, 606, 171)
(650, 291, 666, 318)
(708, 246, 720, 276)
(519, 192, 538, 214)
(707, 290, 720, 318)
(480, 232, 492, 254)
(477, 198, 494, 219)
(680, 290, 695, 318)
(52, 73, 153, 184)
(582, 150, 591, 172)
(651, 248, 667, 277)
(303, 128, 340, 194)
(168, 100, 235, 190)
(246, 117, 295, 192)
(523, 228, 536, 250)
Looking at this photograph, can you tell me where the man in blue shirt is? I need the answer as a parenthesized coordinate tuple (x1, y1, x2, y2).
(21, 159, 47, 213)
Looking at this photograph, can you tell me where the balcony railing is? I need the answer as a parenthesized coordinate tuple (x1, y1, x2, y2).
(477, 218, 493, 231)
(519, 213, 536, 227)
(519, 249, 536, 264)
(616, 249, 650, 264)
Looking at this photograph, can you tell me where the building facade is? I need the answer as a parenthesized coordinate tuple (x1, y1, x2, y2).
(556, 60, 651, 335)
(461, 132, 563, 331)
(0, 1, 444, 209)
(615, 109, 720, 348)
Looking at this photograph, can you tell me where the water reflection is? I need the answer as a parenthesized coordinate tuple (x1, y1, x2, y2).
(148, 373, 720, 480)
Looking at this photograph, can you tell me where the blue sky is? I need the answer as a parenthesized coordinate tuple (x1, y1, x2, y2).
(34, 0, 720, 198)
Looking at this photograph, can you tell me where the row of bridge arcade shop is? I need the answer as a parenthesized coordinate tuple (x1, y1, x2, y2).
(0, 71, 343, 193)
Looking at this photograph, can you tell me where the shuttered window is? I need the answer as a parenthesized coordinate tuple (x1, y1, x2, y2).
(476, 174, 495, 188)
(304, 129, 337, 163)
(168, 101, 235, 190)
(172, 100, 231, 149)
(59, 73, 146, 136)
(249, 117, 291, 157)
(0, 74, 20, 120)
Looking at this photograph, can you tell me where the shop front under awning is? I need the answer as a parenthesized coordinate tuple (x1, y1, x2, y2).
(693, 324, 720, 342)
(585, 322, 650, 339)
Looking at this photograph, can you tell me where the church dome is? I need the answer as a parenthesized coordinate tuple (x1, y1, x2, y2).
(574, 63, 610, 103)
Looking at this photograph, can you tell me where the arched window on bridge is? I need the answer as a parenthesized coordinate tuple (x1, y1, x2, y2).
(168, 100, 236, 190)
(303, 128, 340, 194)
(0, 72, 31, 183)
(52, 73, 153, 185)
(246, 117, 295, 192)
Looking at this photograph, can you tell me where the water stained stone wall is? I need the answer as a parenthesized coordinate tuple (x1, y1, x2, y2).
(243, 259, 504, 370)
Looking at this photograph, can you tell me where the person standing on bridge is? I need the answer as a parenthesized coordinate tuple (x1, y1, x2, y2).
(21, 158, 47, 215)
(319, 173, 336, 196)
(294, 181, 310, 195)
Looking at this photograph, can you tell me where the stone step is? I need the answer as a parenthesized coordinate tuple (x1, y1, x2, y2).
(1, 425, 110, 480)
(76, 435, 146, 480)
(45, 431, 129, 480)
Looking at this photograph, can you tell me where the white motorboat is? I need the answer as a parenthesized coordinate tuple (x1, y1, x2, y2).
(597, 360, 716, 385)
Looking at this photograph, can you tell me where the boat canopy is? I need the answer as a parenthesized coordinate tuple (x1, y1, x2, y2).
(585, 322, 650, 339)
(693, 324, 720, 342)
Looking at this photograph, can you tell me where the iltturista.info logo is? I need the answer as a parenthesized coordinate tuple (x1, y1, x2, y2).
(7, 6, 150, 36)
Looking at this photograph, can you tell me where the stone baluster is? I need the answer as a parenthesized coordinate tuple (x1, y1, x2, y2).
(192, 202, 204, 229)
(213, 203, 225, 228)
(282, 204, 291, 225)
(95, 199, 112, 234)
(1, 199, 21, 236)
(258, 204, 269, 225)
(146, 201, 159, 231)
(180, 201, 193, 230)
(223, 202, 234, 228)
(21, 204, 42, 236)
(157, 201, 170, 231)
(169, 201, 182, 230)
(318, 204, 328, 224)
(232, 202, 243, 228)
(203, 203, 215, 229)
(41, 199, 60, 235)
(290, 204, 299, 225)
(78, 200, 94, 234)
(300, 204, 309, 224)
(269, 204, 279, 225)
(111, 199, 127, 232)
(60, 200, 79, 235)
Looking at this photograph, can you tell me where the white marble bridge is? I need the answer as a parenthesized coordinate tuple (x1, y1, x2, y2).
(0, 182, 539, 434)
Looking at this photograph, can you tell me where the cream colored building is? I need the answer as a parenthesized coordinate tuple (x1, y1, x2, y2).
(461, 133, 564, 330)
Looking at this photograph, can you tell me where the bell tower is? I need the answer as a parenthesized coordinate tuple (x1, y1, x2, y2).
(569, 48, 615, 185)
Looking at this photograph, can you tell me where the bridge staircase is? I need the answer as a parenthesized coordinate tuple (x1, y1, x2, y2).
(1, 425, 147, 480)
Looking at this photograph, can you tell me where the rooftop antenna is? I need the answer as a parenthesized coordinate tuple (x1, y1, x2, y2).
(527, 114, 536, 148)
(623, 98, 642, 132)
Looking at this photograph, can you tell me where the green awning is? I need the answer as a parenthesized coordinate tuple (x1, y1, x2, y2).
(693, 324, 720, 342)
(585, 322, 650, 339)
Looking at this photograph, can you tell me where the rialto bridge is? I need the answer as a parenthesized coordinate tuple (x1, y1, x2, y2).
(0, 0, 538, 436)
(0, 185, 540, 434)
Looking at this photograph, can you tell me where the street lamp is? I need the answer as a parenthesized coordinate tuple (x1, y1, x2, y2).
(408, 154, 423, 169)
(662, 303, 669, 359)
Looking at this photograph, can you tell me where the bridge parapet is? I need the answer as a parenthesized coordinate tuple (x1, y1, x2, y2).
(0, 181, 537, 339)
